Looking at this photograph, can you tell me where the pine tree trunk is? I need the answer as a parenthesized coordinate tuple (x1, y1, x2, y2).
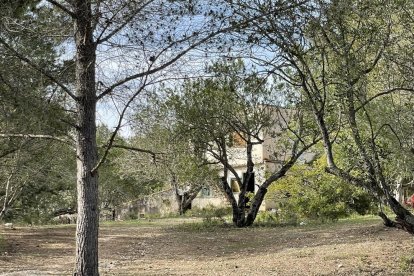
(73, 1, 99, 275)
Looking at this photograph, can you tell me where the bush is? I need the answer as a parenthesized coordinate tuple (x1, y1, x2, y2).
(185, 205, 231, 224)
(186, 205, 231, 218)
(266, 156, 376, 223)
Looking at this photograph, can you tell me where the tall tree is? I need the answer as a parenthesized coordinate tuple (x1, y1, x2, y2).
(0, 1, 236, 274)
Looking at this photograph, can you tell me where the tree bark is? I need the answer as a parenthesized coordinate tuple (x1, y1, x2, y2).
(384, 194, 414, 234)
(0, 173, 14, 219)
(180, 186, 202, 215)
(245, 186, 267, 226)
(73, 1, 99, 275)
(220, 176, 244, 226)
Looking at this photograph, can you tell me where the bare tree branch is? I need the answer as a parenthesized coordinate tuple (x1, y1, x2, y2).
(0, 147, 19, 160)
(96, 9, 286, 100)
(111, 144, 162, 161)
(96, 30, 223, 100)
(92, 74, 150, 174)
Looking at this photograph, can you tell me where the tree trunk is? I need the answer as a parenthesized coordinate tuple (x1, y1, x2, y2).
(73, 1, 99, 275)
(179, 187, 202, 215)
(74, 99, 99, 276)
(245, 186, 268, 226)
(220, 177, 245, 226)
(175, 193, 191, 215)
(176, 193, 185, 215)
(0, 173, 13, 219)
(384, 194, 414, 234)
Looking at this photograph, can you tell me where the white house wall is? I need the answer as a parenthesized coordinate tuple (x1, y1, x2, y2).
(225, 143, 263, 167)
(191, 197, 229, 209)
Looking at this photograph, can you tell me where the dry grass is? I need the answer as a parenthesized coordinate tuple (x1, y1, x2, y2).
(0, 216, 413, 275)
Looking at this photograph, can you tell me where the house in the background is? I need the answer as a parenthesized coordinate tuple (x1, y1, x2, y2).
(192, 108, 317, 211)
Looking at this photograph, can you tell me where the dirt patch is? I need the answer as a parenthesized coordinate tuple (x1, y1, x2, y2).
(0, 218, 413, 275)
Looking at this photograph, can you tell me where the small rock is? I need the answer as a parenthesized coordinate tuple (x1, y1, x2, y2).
(338, 264, 344, 268)
(4, 223, 15, 229)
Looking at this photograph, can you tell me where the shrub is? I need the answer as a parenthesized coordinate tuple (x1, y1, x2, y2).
(399, 255, 414, 272)
(186, 205, 231, 219)
(266, 156, 376, 223)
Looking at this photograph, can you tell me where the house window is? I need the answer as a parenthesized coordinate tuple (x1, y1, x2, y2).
(231, 132, 246, 147)
(201, 186, 212, 197)
(243, 172, 255, 193)
(230, 178, 240, 193)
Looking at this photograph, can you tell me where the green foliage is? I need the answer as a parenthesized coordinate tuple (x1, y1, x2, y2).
(0, 0, 77, 224)
(255, 211, 284, 226)
(96, 125, 157, 211)
(255, 210, 299, 226)
(0, 141, 76, 224)
(0, 0, 41, 17)
(266, 156, 376, 223)
(399, 255, 414, 272)
(124, 96, 220, 212)
(185, 205, 231, 221)
(172, 59, 278, 139)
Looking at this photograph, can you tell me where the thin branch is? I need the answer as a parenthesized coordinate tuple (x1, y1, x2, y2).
(355, 87, 414, 112)
(0, 133, 74, 147)
(262, 137, 320, 189)
(325, 165, 378, 194)
(111, 144, 161, 159)
(374, 123, 403, 147)
(46, 0, 76, 18)
(349, 22, 391, 87)
(0, 149, 17, 160)
(92, 74, 150, 174)
(96, 31, 219, 99)
(0, 38, 77, 101)
(97, 9, 282, 100)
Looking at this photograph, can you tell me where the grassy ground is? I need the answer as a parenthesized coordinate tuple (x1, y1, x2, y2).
(0, 216, 413, 275)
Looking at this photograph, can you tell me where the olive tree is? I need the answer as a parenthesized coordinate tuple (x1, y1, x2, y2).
(115, 96, 219, 215)
(173, 60, 319, 227)
(231, 0, 414, 232)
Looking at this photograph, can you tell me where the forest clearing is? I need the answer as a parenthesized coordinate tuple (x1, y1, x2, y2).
(0, 217, 413, 275)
